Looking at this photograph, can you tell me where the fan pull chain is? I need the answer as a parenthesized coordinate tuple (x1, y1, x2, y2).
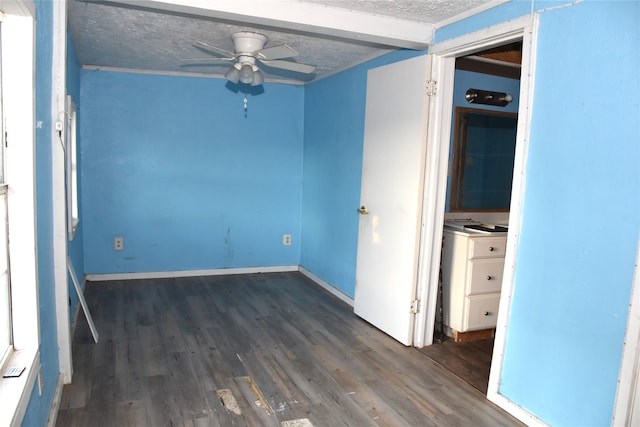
(243, 95, 248, 112)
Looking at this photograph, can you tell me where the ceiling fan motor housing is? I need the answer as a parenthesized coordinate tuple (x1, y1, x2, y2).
(232, 32, 267, 56)
(210, 31, 312, 85)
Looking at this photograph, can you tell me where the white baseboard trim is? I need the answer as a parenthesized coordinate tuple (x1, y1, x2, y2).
(488, 390, 549, 427)
(298, 266, 354, 307)
(85, 265, 299, 282)
(46, 373, 65, 427)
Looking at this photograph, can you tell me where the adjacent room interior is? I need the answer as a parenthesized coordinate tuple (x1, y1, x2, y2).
(421, 41, 522, 394)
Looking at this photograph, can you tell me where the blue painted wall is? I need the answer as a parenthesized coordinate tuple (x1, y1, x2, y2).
(22, 0, 61, 425)
(80, 71, 303, 274)
(24, 1, 638, 425)
(445, 70, 520, 210)
(66, 32, 84, 322)
(438, 1, 639, 425)
(300, 49, 423, 297)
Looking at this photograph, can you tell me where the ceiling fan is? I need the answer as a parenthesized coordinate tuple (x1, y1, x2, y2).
(184, 31, 316, 86)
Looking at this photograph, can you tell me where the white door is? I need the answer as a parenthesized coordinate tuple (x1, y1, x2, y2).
(354, 55, 431, 346)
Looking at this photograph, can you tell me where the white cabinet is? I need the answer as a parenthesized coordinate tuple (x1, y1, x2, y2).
(441, 229, 507, 341)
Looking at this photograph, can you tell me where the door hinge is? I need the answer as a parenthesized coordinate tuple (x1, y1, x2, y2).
(410, 299, 420, 314)
(425, 80, 438, 96)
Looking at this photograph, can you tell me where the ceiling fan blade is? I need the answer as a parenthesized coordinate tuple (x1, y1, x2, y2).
(193, 40, 236, 58)
(259, 59, 316, 74)
(256, 44, 298, 60)
(179, 62, 229, 69)
(181, 57, 235, 62)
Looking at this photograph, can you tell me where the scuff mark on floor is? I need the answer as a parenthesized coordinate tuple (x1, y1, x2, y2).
(217, 389, 241, 415)
(281, 418, 314, 427)
(238, 376, 273, 415)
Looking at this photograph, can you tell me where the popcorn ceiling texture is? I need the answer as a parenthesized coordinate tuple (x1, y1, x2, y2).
(68, 0, 489, 83)
(303, 0, 489, 22)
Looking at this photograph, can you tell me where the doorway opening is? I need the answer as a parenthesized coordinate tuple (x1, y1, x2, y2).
(412, 19, 539, 422)
(420, 40, 522, 394)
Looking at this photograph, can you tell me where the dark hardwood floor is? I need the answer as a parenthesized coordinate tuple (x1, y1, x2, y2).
(419, 337, 494, 394)
(55, 272, 522, 426)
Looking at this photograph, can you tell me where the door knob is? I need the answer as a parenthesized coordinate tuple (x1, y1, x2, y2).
(357, 205, 369, 215)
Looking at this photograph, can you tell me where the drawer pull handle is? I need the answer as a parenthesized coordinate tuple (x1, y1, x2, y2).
(488, 246, 495, 252)
(483, 311, 491, 316)
(485, 275, 492, 280)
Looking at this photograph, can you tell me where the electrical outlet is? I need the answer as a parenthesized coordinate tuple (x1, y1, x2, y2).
(114, 236, 124, 251)
(282, 234, 291, 246)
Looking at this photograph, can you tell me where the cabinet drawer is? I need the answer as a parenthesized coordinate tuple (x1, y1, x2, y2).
(465, 294, 500, 330)
(469, 237, 506, 258)
(467, 259, 504, 294)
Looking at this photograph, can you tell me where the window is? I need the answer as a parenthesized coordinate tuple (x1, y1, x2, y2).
(66, 95, 78, 240)
(0, 189, 9, 365)
(0, 6, 41, 426)
(0, 25, 10, 366)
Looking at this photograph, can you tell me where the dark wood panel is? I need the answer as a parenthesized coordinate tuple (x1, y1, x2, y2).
(456, 57, 521, 80)
(56, 272, 522, 426)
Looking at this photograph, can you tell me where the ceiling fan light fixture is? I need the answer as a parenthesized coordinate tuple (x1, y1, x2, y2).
(239, 63, 254, 84)
(224, 63, 241, 84)
(252, 68, 264, 86)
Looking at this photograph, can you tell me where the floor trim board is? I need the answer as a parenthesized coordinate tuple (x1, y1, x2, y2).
(46, 374, 64, 427)
(488, 390, 549, 427)
(85, 265, 299, 282)
(298, 266, 354, 307)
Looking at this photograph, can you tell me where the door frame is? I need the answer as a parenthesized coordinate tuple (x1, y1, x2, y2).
(612, 239, 640, 425)
(53, 0, 72, 384)
(412, 14, 544, 426)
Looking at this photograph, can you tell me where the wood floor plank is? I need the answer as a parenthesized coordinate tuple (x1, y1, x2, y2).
(309, 343, 413, 427)
(115, 399, 146, 427)
(420, 337, 494, 393)
(234, 349, 301, 420)
(57, 272, 523, 426)
(164, 351, 211, 421)
(233, 376, 280, 427)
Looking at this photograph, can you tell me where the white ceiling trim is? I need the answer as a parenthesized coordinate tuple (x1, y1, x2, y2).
(91, 0, 434, 49)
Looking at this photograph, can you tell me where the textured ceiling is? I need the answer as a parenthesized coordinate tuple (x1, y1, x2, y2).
(68, 0, 498, 84)
(302, 0, 490, 22)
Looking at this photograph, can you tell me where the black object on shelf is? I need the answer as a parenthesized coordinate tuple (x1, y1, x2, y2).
(464, 224, 508, 233)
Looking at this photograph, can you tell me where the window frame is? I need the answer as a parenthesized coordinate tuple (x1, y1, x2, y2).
(0, 17, 10, 369)
(0, 3, 42, 426)
(66, 95, 79, 240)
